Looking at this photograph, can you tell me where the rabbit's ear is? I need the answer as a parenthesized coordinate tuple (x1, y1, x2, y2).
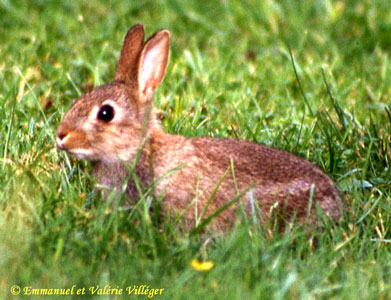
(137, 30, 170, 99)
(115, 24, 145, 83)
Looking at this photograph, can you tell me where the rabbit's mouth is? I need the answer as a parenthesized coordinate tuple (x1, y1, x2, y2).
(56, 137, 93, 160)
(56, 123, 96, 160)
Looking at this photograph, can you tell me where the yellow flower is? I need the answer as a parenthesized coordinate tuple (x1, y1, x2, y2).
(190, 259, 215, 272)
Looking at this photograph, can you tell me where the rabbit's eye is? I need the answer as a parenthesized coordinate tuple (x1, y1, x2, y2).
(97, 104, 115, 122)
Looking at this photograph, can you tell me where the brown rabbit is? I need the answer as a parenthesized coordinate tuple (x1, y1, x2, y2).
(56, 24, 343, 231)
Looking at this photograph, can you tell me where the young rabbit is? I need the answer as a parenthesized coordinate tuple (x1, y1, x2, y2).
(56, 24, 343, 231)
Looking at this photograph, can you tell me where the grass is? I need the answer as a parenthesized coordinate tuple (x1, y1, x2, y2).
(1, 0, 391, 299)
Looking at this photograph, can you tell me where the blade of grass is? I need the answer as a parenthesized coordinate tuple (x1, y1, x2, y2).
(321, 68, 347, 132)
(385, 106, 391, 125)
(190, 185, 253, 236)
(288, 45, 314, 117)
(2, 87, 16, 169)
(197, 166, 230, 225)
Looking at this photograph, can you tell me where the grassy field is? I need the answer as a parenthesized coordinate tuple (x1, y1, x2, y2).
(1, 0, 391, 299)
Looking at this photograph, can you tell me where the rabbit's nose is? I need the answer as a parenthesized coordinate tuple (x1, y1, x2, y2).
(56, 126, 70, 149)
(57, 132, 67, 141)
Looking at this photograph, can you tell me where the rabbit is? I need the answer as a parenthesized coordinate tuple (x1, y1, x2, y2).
(56, 24, 344, 231)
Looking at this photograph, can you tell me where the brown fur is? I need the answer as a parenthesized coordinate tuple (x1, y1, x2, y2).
(56, 24, 344, 232)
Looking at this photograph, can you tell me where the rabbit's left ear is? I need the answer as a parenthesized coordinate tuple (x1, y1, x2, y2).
(115, 24, 145, 83)
(137, 30, 170, 99)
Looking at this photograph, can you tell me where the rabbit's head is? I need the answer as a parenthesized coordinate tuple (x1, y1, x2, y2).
(56, 24, 170, 164)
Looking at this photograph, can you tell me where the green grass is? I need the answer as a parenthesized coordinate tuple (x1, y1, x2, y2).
(1, 0, 391, 299)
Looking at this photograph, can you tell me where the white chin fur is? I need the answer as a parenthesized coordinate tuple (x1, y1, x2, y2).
(67, 148, 94, 159)
(66, 148, 131, 164)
